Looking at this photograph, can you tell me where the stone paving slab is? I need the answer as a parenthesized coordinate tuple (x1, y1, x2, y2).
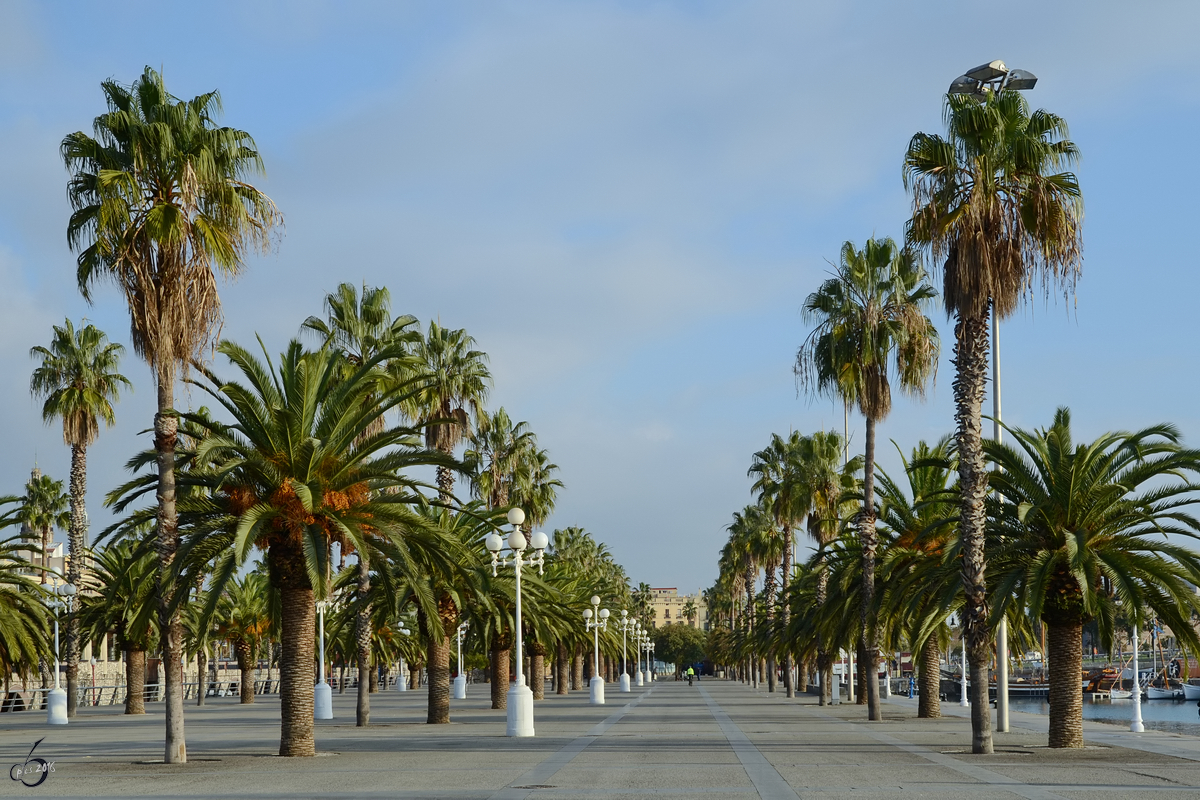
(4, 679, 1200, 798)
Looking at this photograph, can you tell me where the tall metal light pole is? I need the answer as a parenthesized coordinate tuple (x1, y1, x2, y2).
(454, 622, 469, 699)
(47, 581, 76, 725)
(633, 622, 645, 686)
(1130, 623, 1144, 732)
(583, 596, 609, 705)
(948, 59, 1039, 734)
(315, 600, 333, 719)
(618, 610, 633, 692)
(485, 507, 548, 737)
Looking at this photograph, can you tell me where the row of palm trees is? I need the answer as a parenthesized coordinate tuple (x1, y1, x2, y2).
(707, 83, 1200, 751)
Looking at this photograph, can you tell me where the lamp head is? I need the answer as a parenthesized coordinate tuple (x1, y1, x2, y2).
(621, 609, 629, 618)
(583, 608, 593, 620)
(599, 608, 610, 620)
(485, 532, 504, 553)
(58, 583, 76, 597)
(965, 59, 1007, 82)
(506, 507, 526, 527)
(1004, 68, 1037, 91)
(530, 530, 548, 550)
(590, 595, 601, 607)
(508, 529, 527, 551)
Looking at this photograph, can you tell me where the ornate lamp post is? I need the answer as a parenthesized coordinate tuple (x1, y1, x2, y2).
(1131, 622, 1144, 732)
(618, 610, 634, 692)
(315, 600, 334, 719)
(583, 596, 609, 705)
(485, 507, 548, 737)
(394, 623, 411, 691)
(454, 622, 469, 700)
(633, 622, 645, 686)
(47, 581, 76, 725)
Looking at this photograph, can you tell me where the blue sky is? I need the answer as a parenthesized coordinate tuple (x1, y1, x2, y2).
(0, 1, 1197, 595)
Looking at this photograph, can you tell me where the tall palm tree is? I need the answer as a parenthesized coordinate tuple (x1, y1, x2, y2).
(797, 237, 939, 720)
(749, 431, 808, 697)
(62, 66, 281, 763)
(466, 408, 534, 509)
(403, 322, 491, 502)
(175, 338, 448, 756)
(985, 408, 1200, 748)
(303, 282, 420, 728)
(30, 318, 130, 716)
(904, 90, 1082, 753)
(0, 515, 52, 693)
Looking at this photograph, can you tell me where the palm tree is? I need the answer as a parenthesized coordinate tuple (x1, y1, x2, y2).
(18, 469, 70, 584)
(303, 282, 420, 728)
(749, 431, 808, 697)
(62, 66, 281, 763)
(175, 338, 447, 756)
(797, 237, 939, 720)
(215, 572, 270, 704)
(904, 90, 1082, 753)
(985, 408, 1200, 748)
(682, 598, 697, 627)
(30, 318, 130, 716)
(875, 437, 957, 718)
(0, 516, 52, 695)
(466, 408, 534, 509)
(80, 540, 158, 715)
(403, 322, 491, 502)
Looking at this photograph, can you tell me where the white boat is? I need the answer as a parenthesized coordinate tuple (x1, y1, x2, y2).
(1145, 684, 1182, 700)
(1108, 688, 1132, 699)
(1182, 682, 1200, 701)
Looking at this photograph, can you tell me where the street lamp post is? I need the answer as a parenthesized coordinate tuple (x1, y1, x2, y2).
(315, 600, 333, 720)
(583, 596, 609, 705)
(948, 58, 1038, 735)
(633, 624, 645, 686)
(454, 622, 469, 700)
(394, 623, 411, 691)
(618, 610, 633, 692)
(47, 582, 76, 725)
(1131, 623, 1145, 732)
(485, 508, 548, 738)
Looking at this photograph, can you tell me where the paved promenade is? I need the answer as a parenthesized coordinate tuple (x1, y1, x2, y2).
(3, 679, 1200, 798)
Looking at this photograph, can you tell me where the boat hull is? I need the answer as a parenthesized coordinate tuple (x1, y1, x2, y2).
(1145, 685, 1182, 700)
(1182, 683, 1200, 701)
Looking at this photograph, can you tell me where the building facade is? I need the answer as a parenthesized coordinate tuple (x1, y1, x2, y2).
(648, 587, 709, 631)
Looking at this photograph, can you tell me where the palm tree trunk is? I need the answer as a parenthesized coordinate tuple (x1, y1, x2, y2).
(797, 657, 808, 694)
(490, 644, 509, 709)
(860, 415, 881, 720)
(426, 628, 451, 724)
(571, 649, 583, 690)
(953, 313, 994, 754)
(781, 523, 794, 698)
(66, 442, 86, 718)
(531, 644, 546, 700)
(196, 646, 207, 706)
(556, 641, 569, 695)
(279, 584, 316, 757)
(815, 563, 832, 705)
(125, 649, 145, 715)
(1048, 618, 1084, 748)
(856, 639, 868, 705)
(918, 637, 941, 719)
(356, 553, 371, 727)
(236, 640, 255, 704)
(155, 377, 186, 763)
(764, 567, 777, 694)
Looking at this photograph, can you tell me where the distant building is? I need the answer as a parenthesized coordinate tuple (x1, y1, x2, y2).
(648, 587, 708, 631)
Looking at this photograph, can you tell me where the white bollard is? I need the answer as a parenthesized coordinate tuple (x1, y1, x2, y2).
(619, 672, 630, 693)
(589, 676, 605, 705)
(46, 688, 68, 725)
(506, 678, 534, 737)
(453, 674, 467, 700)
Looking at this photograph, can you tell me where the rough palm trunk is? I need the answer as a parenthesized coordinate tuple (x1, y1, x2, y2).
(856, 639, 868, 706)
(781, 524, 794, 698)
(860, 416, 881, 720)
(744, 568, 755, 688)
(531, 643, 546, 700)
(816, 564, 832, 705)
(918, 637, 941, 718)
(426, 625, 451, 724)
(278, 584, 316, 757)
(556, 641, 569, 695)
(764, 563, 777, 693)
(125, 648, 146, 715)
(66, 442, 86, 718)
(571, 649, 583, 690)
(236, 639, 255, 704)
(490, 644, 510, 709)
(155, 380, 186, 763)
(196, 645, 207, 706)
(797, 657, 808, 694)
(1047, 619, 1083, 748)
(356, 552, 371, 727)
(954, 313, 993, 754)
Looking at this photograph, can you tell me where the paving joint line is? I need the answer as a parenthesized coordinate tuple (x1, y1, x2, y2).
(697, 685, 801, 800)
(487, 686, 655, 800)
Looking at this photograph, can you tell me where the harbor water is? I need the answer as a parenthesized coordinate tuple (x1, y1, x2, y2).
(1009, 696, 1200, 737)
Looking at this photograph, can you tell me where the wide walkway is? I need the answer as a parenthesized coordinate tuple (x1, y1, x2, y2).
(4, 680, 1200, 798)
